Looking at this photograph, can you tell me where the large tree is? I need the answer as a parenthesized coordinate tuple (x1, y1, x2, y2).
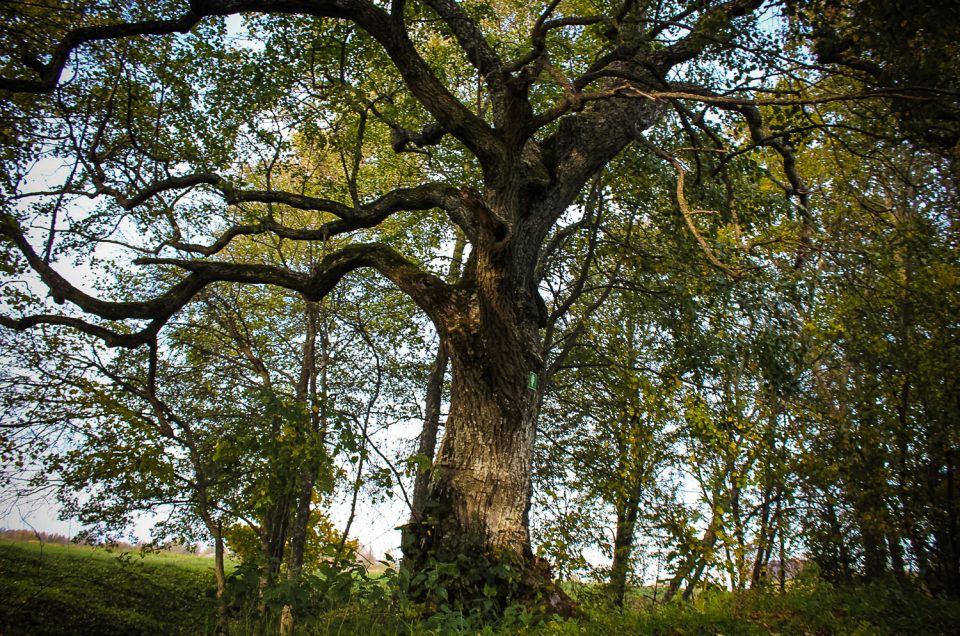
(1, 0, 949, 610)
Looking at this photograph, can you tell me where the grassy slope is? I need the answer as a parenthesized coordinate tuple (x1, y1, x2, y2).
(0, 540, 221, 636)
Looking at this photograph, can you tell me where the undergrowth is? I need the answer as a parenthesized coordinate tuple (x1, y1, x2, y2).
(3, 539, 959, 635)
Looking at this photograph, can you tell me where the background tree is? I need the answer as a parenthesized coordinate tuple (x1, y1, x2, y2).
(791, 104, 960, 594)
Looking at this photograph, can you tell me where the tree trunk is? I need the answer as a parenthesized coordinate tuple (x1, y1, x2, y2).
(752, 526, 777, 588)
(662, 523, 719, 603)
(402, 300, 570, 612)
(931, 452, 960, 597)
(825, 499, 854, 582)
(609, 473, 644, 607)
(286, 473, 314, 576)
(213, 525, 228, 636)
(410, 344, 450, 523)
(663, 482, 737, 603)
(750, 486, 774, 588)
(279, 301, 323, 636)
(257, 499, 290, 634)
(280, 473, 314, 636)
(855, 500, 888, 580)
(397, 90, 661, 608)
(409, 341, 539, 552)
(683, 555, 710, 602)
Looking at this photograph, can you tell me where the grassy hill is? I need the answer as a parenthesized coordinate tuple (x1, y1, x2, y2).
(0, 539, 221, 636)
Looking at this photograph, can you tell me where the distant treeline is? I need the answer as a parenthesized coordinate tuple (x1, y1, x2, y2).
(0, 528, 212, 554)
(0, 528, 72, 545)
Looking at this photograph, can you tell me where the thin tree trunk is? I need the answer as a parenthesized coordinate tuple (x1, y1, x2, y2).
(280, 469, 315, 636)
(609, 473, 643, 607)
(178, 421, 230, 634)
(750, 488, 782, 589)
(825, 499, 853, 582)
(663, 522, 719, 603)
(682, 555, 710, 602)
(257, 496, 291, 635)
(856, 500, 889, 580)
(607, 313, 644, 608)
(213, 523, 228, 636)
(750, 486, 774, 588)
(409, 234, 465, 524)
(730, 482, 747, 590)
(778, 520, 787, 592)
(663, 482, 738, 603)
(289, 302, 323, 571)
(280, 302, 324, 636)
(280, 472, 313, 636)
(939, 452, 960, 596)
(410, 345, 449, 522)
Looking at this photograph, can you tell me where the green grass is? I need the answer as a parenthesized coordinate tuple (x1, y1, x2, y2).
(525, 580, 960, 636)
(0, 539, 222, 635)
(266, 581, 960, 636)
(2, 540, 959, 635)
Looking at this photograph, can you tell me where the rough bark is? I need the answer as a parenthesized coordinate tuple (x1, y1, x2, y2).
(401, 197, 569, 611)
(257, 496, 291, 633)
(429, 337, 541, 555)
(402, 318, 572, 612)
(397, 88, 660, 613)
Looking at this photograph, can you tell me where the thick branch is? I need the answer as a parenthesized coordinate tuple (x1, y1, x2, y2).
(0, 11, 204, 94)
(230, 182, 472, 236)
(0, 214, 210, 322)
(0, 314, 160, 348)
(304, 244, 453, 319)
(390, 122, 447, 153)
(139, 243, 453, 324)
(2, 200, 455, 347)
(93, 174, 473, 253)
(421, 0, 503, 86)
(533, 93, 663, 237)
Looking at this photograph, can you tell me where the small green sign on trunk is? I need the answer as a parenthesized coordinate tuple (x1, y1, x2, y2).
(527, 371, 539, 391)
